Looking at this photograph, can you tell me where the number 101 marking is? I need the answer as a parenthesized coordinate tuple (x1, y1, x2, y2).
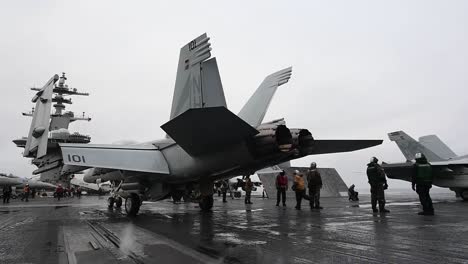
(68, 154, 86, 163)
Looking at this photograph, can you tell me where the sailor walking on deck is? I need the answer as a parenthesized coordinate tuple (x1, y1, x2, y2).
(293, 170, 309, 210)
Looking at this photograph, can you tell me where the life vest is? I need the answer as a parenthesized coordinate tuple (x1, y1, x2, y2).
(366, 163, 386, 184)
(277, 175, 288, 187)
(294, 175, 305, 191)
(307, 170, 322, 187)
(415, 163, 432, 184)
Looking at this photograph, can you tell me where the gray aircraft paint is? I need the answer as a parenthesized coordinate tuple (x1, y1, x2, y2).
(23, 33, 382, 208)
(384, 130, 468, 197)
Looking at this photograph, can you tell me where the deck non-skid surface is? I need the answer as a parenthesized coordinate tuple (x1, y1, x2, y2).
(0, 192, 467, 263)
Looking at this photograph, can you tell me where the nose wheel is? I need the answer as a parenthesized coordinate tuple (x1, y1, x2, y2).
(125, 194, 142, 216)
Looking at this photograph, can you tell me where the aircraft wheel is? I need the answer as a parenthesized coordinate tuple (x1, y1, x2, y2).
(115, 197, 123, 208)
(460, 190, 468, 201)
(108, 197, 115, 209)
(125, 194, 141, 216)
(199, 195, 213, 211)
(171, 191, 183, 202)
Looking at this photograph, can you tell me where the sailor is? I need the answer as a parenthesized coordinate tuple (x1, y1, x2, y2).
(307, 162, 323, 209)
(220, 180, 229, 203)
(244, 176, 254, 204)
(2, 185, 12, 204)
(293, 170, 308, 210)
(21, 184, 30, 202)
(366, 157, 389, 213)
(348, 184, 359, 201)
(412, 153, 434, 215)
(275, 170, 288, 206)
(56, 184, 64, 201)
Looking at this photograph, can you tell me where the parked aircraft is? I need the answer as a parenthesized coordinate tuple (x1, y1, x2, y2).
(70, 174, 111, 194)
(21, 33, 382, 215)
(383, 131, 468, 200)
(0, 173, 56, 190)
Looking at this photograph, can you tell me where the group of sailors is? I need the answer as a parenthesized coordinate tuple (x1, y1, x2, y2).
(1, 184, 83, 204)
(215, 152, 435, 216)
(274, 162, 323, 210)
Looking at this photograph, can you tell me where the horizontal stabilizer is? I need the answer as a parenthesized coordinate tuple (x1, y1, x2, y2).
(308, 140, 383, 155)
(161, 107, 259, 156)
(59, 143, 170, 174)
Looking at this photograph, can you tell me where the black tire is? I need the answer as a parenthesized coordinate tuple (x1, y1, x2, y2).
(460, 190, 468, 201)
(125, 194, 141, 216)
(171, 191, 183, 202)
(115, 197, 123, 208)
(108, 197, 115, 209)
(199, 195, 214, 211)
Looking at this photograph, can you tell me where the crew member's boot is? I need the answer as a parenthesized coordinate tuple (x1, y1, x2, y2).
(379, 201, 389, 213)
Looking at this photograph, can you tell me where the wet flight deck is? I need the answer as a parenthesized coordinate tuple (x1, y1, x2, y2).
(0, 192, 467, 263)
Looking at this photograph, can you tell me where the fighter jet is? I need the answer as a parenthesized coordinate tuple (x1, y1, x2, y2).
(382, 131, 468, 200)
(70, 174, 111, 194)
(0, 173, 56, 190)
(22, 33, 382, 215)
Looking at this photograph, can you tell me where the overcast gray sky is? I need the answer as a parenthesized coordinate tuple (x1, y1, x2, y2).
(1, 0, 467, 191)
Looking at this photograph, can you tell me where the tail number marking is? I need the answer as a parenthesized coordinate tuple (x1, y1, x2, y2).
(67, 154, 86, 164)
(189, 40, 197, 51)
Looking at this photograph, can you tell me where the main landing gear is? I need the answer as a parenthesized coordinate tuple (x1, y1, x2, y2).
(199, 195, 214, 211)
(198, 180, 214, 211)
(125, 193, 142, 216)
(107, 196, 122, 209)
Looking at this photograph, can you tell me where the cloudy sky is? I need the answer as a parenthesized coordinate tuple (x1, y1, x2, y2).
(1, 1, 467, 191)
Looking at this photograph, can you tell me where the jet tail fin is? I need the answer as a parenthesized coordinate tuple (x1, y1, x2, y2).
(238, 67, 292, 127)
(24, 74, 59, 158)
(169, 33, 227, 120)
(418, 135, 457, 160)
(388, 131, 444, 162)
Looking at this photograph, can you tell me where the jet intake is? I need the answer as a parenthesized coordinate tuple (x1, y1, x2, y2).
(249, 124, 293, 158)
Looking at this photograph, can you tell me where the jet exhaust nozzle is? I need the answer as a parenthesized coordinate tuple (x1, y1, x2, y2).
(290, 128, 314, 155)
(249, 124, 293, 157)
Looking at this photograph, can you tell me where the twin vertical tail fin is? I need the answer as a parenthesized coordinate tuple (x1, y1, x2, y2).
(238, 67, 292, 127)
(169, 33, 227, 120)
(388, 131, 445, 162)
(418, 135, 458, 160)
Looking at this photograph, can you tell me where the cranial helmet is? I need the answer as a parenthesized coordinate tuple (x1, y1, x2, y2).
(370, 157, 378, 163)
(310, 162, 317, 168)
(294, 170, 300, 174)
